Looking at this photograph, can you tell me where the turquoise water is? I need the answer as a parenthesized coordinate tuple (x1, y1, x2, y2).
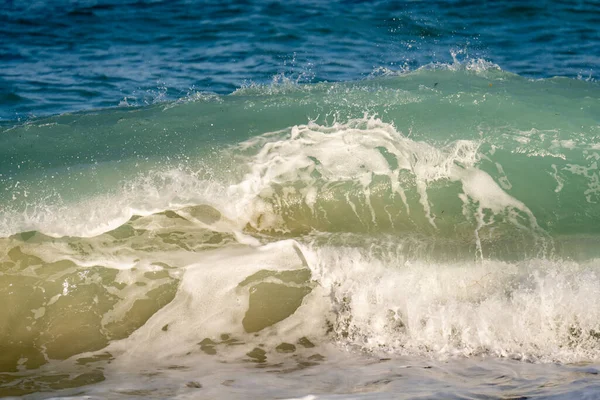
(1, 1, 600, 399)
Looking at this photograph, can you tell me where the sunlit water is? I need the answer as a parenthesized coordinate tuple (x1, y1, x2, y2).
(1, 1, 600, 399)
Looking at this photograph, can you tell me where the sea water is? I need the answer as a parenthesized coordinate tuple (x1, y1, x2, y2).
(1, 1, 599, 399)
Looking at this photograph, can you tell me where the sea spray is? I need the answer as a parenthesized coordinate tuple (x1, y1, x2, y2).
(1, 69, 599, 397)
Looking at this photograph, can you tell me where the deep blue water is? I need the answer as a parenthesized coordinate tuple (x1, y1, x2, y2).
(1, 0, 599, 120)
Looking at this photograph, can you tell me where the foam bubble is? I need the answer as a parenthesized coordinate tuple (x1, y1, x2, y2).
(301, 243, 600, 362)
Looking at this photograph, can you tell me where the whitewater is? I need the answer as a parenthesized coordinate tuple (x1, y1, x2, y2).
(1, 60, 599, 398)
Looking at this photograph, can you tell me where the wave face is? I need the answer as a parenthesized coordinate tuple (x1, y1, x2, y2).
(1, 70, 600, 397)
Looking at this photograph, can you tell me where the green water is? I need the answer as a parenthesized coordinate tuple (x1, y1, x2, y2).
(1, 69, 599, 397)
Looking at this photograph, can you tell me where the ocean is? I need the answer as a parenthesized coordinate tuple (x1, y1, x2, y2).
(1, 0, 599, 398)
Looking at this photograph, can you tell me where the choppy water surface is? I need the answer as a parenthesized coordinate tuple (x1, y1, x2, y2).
(1, 1, 600, 399)
(1, 0, 599, 119)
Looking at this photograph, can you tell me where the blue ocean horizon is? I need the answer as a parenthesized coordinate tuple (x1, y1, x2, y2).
(1, 0, 598, 120)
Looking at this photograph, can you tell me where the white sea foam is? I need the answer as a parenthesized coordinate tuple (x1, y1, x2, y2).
(227, 118, 542, 249)
(76, 239, 600, 371)
(1, 117, 544, 247)
(302, 243, 600, 362)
